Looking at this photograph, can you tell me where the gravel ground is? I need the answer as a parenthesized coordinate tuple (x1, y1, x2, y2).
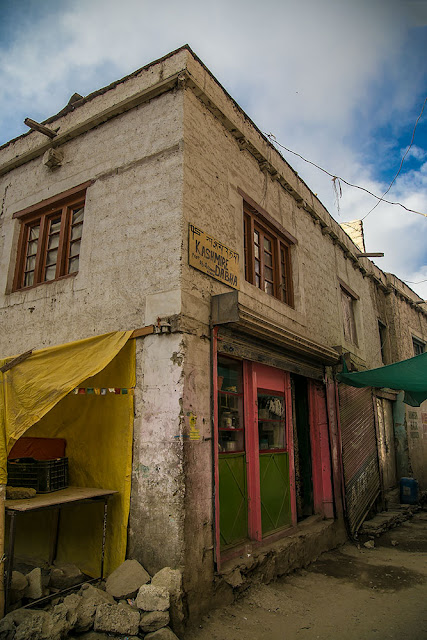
(185, 511, 427, 640)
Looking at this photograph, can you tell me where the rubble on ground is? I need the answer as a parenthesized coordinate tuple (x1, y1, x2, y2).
(105, 559, 150, 599)
(0, 562, 183, 640)
(359, 504, 420, 538)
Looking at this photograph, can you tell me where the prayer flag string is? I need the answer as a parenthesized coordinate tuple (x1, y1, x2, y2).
(71, 387, 135, 396)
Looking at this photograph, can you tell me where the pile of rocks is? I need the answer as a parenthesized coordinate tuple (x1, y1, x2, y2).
(0, 560, 184, 640)
(9, 562, 87, 609)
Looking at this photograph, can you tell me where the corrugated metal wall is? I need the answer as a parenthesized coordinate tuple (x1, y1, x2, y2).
(338, 384, 381, 535)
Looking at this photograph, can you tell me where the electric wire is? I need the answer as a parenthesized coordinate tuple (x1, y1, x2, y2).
(362, 95, 427, 221)
(403, 278, 427, 284)
(265, 133, 427, 219)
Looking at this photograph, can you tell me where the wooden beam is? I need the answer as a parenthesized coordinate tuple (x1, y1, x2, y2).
(356, 252, 384, 258)
(24, 118, 57, 139)
(130, 326, 155, 339)
(0, 350, 33, 373)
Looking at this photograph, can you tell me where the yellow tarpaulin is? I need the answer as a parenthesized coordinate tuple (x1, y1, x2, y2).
(0, 331, 134, 575)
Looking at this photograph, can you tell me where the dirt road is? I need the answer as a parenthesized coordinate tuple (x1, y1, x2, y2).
(185, 511, 427, 640)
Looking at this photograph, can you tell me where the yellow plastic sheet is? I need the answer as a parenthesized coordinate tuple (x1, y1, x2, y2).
(0, 331, 134, 575)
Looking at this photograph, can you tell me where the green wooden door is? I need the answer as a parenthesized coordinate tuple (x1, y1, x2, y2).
(259, 452, 291, 535)
(219, 453, 248, 548)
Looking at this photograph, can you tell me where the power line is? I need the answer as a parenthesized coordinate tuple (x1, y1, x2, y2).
(265, 133, 427, 219)
(403, 278, 427, 284)
(362, 95, 427, 221)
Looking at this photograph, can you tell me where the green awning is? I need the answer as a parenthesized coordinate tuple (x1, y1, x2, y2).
(337, 352, 427, 407)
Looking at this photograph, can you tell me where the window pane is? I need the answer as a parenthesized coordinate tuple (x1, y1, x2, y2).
(72, 207, 84, 224)
(255, 274, 260, 287)
(69, 240, 80, 258)
(29, 226, 40, 241)
(264, 237, 272, 251)
(44, 265, 56, 281)
(48, 234, 59, 250)
(254, 244, 259, 259)
(45, 248, 58, 266)
(69, 256, 79, 273)
(218, 357, 244, 454)
(255, 259, 260, 275)
(265, 252, 272, 267)
(49, 217, 61, 234)
(25, 255, 36, 272)
(71, 224, 83, 241)
(27, 240, 38, 256)
(264, 281, 273, 295)
(24, 272, 34, 287)
(265, 266, 273, 280)
(254, 230, 259, 244)
(258, 393, 285, 450)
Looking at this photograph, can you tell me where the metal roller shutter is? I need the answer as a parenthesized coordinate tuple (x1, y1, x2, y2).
(338, 384, 381, 536)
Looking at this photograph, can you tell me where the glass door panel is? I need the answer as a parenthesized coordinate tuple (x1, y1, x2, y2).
(217, 357, 248, 548)
(258, 392, 286, 451)
(255, 369, 292, 536)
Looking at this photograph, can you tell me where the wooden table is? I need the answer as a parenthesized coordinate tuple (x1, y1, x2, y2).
(5, 486, 117, 612)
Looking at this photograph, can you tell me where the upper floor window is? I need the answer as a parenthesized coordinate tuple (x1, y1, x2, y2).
(243, 200, 295, 307)
(12, 182, 90, 291)
(340, 282, 358, 345)
(412, 337, 425, 356)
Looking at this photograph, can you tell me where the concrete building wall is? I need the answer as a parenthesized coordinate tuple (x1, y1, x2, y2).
(385, 278, 427, 489)
(177, 51, 389, 612)
(0, 88, 184, 352)
(180, 54, 385, 366)
(0, 56, 190, 581)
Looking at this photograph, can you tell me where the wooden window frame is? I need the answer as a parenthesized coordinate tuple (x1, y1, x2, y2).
(412, 336, 425, 356)
(339, 280, 358, 346)
(12, 183, 90, 292)
(243, 201, 295, 307)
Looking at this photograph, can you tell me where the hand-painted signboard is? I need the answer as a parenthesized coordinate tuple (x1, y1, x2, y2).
(189, 224, 240, 289)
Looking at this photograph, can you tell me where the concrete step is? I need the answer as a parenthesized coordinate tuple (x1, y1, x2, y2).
(360, 504, 420, 537)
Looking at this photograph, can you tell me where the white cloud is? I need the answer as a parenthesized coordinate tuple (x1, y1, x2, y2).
(0, 0, 426, 296)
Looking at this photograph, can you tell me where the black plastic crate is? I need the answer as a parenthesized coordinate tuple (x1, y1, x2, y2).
(7, 457, 68, 493)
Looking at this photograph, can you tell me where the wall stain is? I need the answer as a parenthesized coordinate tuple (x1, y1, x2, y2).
(171, 352, 184, 366)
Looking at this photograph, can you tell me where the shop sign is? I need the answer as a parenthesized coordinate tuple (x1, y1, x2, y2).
(189, 224, 240, 289)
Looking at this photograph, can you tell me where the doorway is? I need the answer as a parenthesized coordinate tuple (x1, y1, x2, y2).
(292, 375, 314, 521)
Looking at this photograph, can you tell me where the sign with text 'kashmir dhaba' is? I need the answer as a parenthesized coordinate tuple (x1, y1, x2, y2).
(189, 224, 240, 289)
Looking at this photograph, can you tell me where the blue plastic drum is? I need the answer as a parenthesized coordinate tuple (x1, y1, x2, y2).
(400, 477, 419, 504)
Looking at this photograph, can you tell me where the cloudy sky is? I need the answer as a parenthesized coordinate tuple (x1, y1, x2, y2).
(1, 0, 426, 297)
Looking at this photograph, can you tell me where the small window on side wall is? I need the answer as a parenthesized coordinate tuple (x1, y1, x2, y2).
(340, 282, 358, 345)
(378, 321, 388, 364)
(243, 201, 295, 307)
(12, 183, 90, 292)
(412, 337, 425, 356)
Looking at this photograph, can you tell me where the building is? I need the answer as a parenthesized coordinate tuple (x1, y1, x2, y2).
(0, 45, 426, 625)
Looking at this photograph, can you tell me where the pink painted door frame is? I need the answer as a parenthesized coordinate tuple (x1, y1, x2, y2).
(308, 380, 334, 519)
(213, 351, 337, 567)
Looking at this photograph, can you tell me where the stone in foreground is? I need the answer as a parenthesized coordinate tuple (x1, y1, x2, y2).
(145, 627, 180, 640)
(105, 558, 150, 599)
(136, 584, 170, 612)
(140, 610, 170, 632)
(93, 603, 140, 635)
(50, 562, 85, 590)
(80, 584, 115, 605)
(151, 567, 184, 632)
(24, 567, 43, 600)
